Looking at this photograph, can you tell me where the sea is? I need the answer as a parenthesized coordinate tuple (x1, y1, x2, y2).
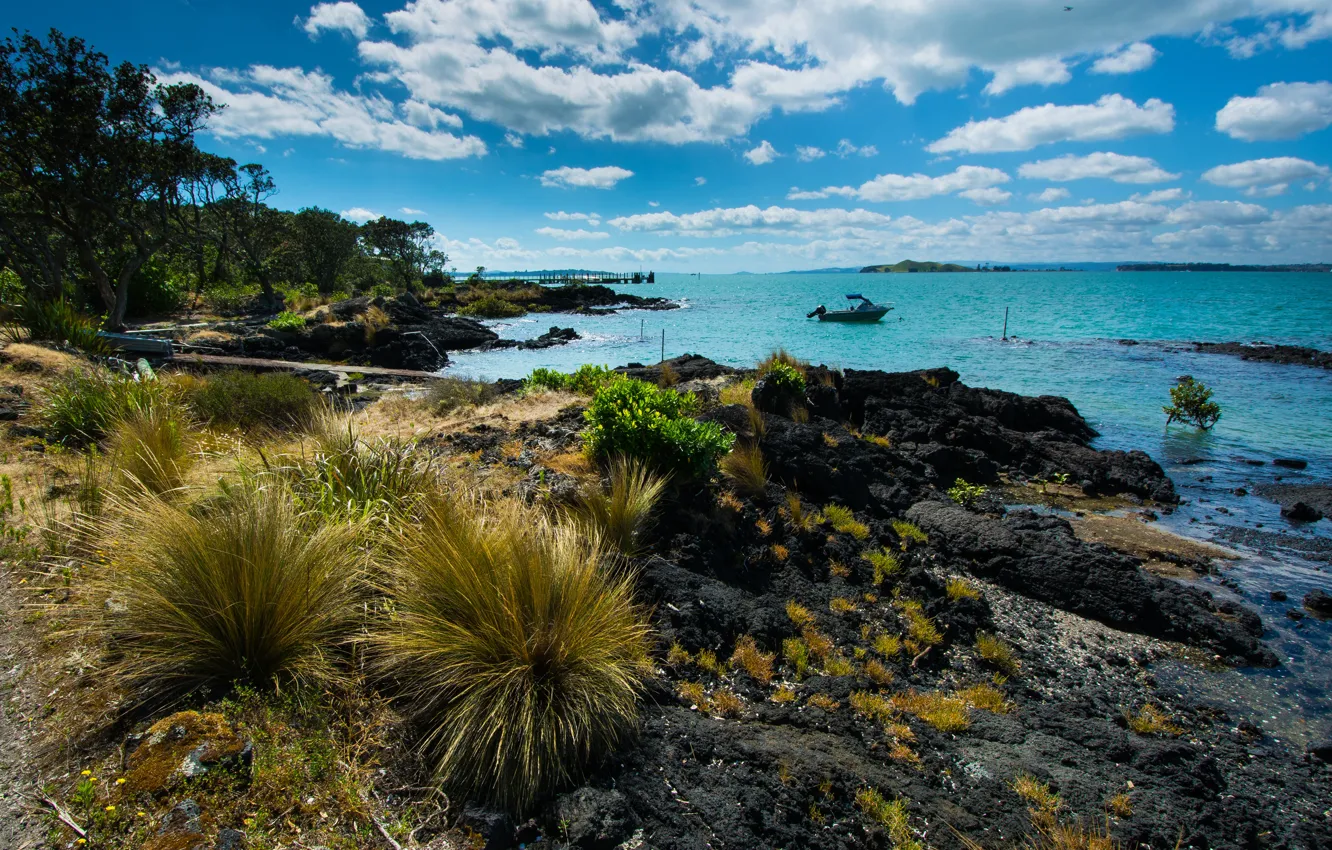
(447, 271, 1332, 745)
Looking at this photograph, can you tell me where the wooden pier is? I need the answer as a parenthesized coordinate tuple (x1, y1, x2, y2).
(477, 270, 654, 285)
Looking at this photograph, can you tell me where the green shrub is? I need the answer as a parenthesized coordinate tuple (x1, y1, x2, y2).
(96, 481, 364, 697)
(762, 362, 805, 394)
(427, 376, 498, 413)
(266, 311, 307, 332)
(947, 478, 988, 508)
(1164, 377, 1221, 430)
(583, 377, 734, 478)
(525, 364, 616, 396)
(185, 369, 319, 430)
(203, 281, 260, 314)
(40, 369, 175, 444)
(2, 297, 111, 356)
(459, 295, 524, 318)
(371, 495, 652, 813)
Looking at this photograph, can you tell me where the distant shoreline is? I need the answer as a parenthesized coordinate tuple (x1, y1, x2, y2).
(1117, 262, 1331, 272)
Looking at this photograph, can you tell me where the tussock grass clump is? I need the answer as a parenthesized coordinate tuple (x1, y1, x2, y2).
(2, 296, 111, 355)
(891, 519, 928, 546)
(185, 369, 319, 430)
(946, 578, 980, 601)
(106, 403, 195, 494)
(830, 596, 857, 613)
(718, 377, 755, 407)
(855, 788, 920, 850)
(96, 482, 364, 697)
(427, 376, 498, 413)
(822, 653, 855, 676)
(758, 348, 809, 377)
(569, 455, 668, 556)
(892, 690, 970, 732)
(785, 600, 815, 628)
(874, 634, 903, 658)
(771, 685, 797, 703)
(1013, 773, 1062, 817)
(782, 637, 810, 678)
(710, 689, 744, 717)
(40, 369, 175, 444)
(696, 648, 724, 675)
(784, 492, 816, 532)
(802, 626, 835, 659)
(976, 632, 1020, 674)
(896, 598, 943, 647)
(806, 693, 839, 712)
(372, 495, 652, 813)
(657, 361, 680, 387)
(729, 635, 775, 684)
(865, 659, 894, 685)
(823, 504, 869, 539)
(1123, 704, 1184, 736)
(958, 683, 1013, 714)
(849, 691, 896, 724)
(721, 441, 768, 499)
(863, 548, 901, 584)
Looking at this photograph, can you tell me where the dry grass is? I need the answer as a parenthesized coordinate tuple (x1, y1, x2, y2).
(729, 635, 775, 684)
(657, 361, 680, 387)
(770, 543, 789, 561)
(370, 493, 653, 813)
(958, 683, 1013, 714)
(863, 548, 901, 584)
(710, 689, 744, 718)
(782, 637, 810, 678)
(822, 653, 855, 676)
(874, 634, 903, 658)
(1106, 792, 1133, 818)
(891, 519, 928, 546)
(721, 441, 768, 499)
(802, 626, 834, 659)
(865, 659, 894, 684)
(855, 787, 920, 850)
(806, 693, 840, 712)
(823, 504, 869, 539)
(849, 691, 896, 724)
(784, 491, 816, 532)
(667, 643, 692, 666)
(106, 402, 195, 495)
(696, 648, 724, 675)
(946, 578, 981, 601)
(93, 480, 365, 699)
(895, 598, 943, 646)
(830, 596, 857, 613)
(758, 348, 809, 377)
(785, 600, 815, 628)
(771, 685, 797, 704)
(1123, 704, 1184, 736)
(568, 455, 669, 555)
(892, 690, 971, 732)
(976, 632, 1021, 674)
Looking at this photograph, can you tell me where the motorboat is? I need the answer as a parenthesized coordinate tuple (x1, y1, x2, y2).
(806, 294, 892, 323)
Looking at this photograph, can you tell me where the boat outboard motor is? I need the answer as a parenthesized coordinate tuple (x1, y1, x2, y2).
(806, 305, 827, 318)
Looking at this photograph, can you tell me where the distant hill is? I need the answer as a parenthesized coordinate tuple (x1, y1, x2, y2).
(1117, 262, 1331, 272)
(860, 260, 975, 273)
(779, 267, 861, 274)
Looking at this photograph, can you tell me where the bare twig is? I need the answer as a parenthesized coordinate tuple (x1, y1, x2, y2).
(371, 813, 405, 850)
(910, 645, 932, 669)
(29, 794, 87, 838)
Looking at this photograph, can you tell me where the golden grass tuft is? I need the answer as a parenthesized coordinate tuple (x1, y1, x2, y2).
(721, 441, 768, 499)
(830, 596, 857, 613)
(829, 559, 852, 578)
(758, 348, 809, 377)
(770, 543, 789, 561)
(849, 691, 896, 724)
(94, 481, 364, 698)
(806, 693, 840, 712)
(1106, 792, 1133, 818)
(666, 643, 692, 666)
(677, 681, 707, 708)
(802, 626, 834, 659)
(657, 361, 680, 387)
(822, 653, 855, 676)
(106, 401, 195, 495)
(785, 600, 815, 628)
(370, 493, 653, 813)
(822, 504, 869, 539)
(958, 683, 1013, 714)
(892, 690, 971, 732)
(1013, 773, 1062, 817)
(1123, 704, 1184, 737)
(822, 433, 839, 448)
(696, 648, 724, 675)
(946, 578, 981, 601)
(719, 377, 756, 407)
(784, 491, 816, 532)
(710, 688, 745, 717)
(569, 455, 669, 556)
(771, 685, 797, 704)
(863, 548, 901, 584)
(976, 632, 1021, 674)
(729, 635, 775, 684)
(891, 519, 928, 547)
(895, 598, 943, 646)
(874, 633, 903, 658)
(782, 637, 810, 678)
(865, 659, 895, 685)
(855, 788, 920, 850)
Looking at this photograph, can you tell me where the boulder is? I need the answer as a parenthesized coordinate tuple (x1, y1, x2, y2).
(124, 711, 252, 794)
(552, 787, 638, 850)
(142, 799, 207, 850)
(752, 373, 804, 417)
(1304, 589, 1332, 618)
(1274, 458, 1309, 470)
(1282, 501, 1324, 522)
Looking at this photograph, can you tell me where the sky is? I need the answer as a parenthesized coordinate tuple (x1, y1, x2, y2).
(12, 0, 1332, 272)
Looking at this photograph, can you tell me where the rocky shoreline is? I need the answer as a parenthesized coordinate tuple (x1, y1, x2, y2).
(1194, 341, 1332, 371)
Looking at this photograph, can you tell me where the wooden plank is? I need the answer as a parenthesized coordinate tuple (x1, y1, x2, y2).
(181, 353, 443, 380)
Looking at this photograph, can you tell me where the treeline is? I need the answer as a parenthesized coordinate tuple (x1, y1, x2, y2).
(0, 29, 455, 329)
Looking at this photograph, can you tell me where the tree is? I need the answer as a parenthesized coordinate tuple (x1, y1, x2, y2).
(360, 216, 446, 291)
(1164, 377, 1221, 430)
(217, 163, 285, 308)
(0, 29, 218, 327)
(291, 208, 359, 294)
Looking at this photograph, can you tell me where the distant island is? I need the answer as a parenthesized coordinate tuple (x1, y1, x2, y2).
(860, 260, 977, 273)
(1117, 262, 1331, 272)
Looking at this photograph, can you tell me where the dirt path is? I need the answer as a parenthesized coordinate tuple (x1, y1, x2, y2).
(0, 559, 51, 849)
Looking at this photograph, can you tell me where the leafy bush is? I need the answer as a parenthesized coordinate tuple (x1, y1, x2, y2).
(583, 377, 734, 478)
(40, 369, 175, 444)
(427, 375, 498, 413)
(371, 494, 652, 813)
(107, 403, 195, 494)
(459, 295, 524, 318)
(2, 297, 111, 356)
(95, 481, 364, 697)
(947, 478, 988, 508)
(1164, 377, 1221, 430)
(184, 369, 319, 430)
(758, 348, 808, 377)
(761, 361, 805, 394)
(266, 311, 307, 332)
(721, 441, 768, 498)
(568, 455, 669, 555)
(526, 364, 616, 396)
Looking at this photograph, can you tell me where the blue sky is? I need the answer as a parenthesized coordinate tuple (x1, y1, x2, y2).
(12, 0, 1332, 271)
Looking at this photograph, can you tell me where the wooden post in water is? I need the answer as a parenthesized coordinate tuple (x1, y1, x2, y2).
(660, 329, 665, 364)
(1002, 307, 1009, 341)
(640, 318, 644, 341)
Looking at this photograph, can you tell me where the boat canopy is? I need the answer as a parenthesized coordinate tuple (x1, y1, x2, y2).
(845, 293, 870, 301)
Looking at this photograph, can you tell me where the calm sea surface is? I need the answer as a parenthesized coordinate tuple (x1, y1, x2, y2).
(448, 271, 1332, 742)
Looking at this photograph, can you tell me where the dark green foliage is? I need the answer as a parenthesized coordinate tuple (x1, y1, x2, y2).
(291, 208, 360, 294)
(1164, 377, 1221, 430)
(266, 311, 306, 331)
(584, 377, 734, 478)
(360, 216, 446, 291)
(459, 294, 524, 318)
(525, 364, 616, 395)
(184, 369, 318, 430)
(40, 369, 174, 444)
(761, 361, 805, 393)
(3, 296, 111, 355)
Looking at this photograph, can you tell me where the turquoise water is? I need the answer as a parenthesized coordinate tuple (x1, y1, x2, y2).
(449, 271, 1332, 741)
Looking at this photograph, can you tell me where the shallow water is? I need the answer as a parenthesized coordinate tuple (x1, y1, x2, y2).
(447, 271, 1332, 741)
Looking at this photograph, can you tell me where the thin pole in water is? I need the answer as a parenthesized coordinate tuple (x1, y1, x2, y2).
(661, 328, 665, 364)
(1002, 307, 1009, 341)
(641, 318, 644, 341)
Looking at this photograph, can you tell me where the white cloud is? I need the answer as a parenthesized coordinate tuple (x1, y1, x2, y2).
(1031, 187, 1071, 202)
(303, 1, 372, 39)
(744, 140, 780, 165)
(695, 176, 707, 185)
(341, 207, 380, 222)
(1130, 188, 1190, 203)
(797, 145, 826, 161)
(402, 99, 463, 129)
(959, 187, 1012, 205)
(1164, 201, 1272, 226)
(535, 226, 610, 240)
(1201, 156, 1330, 196)
(543, 211, 599, 221)
(792, 165, 1010, 203)
(928, 95, 1175, 154)
(608, 205, 893, 236)
(1090, 42, 1159, 74)
(983, 57, 1071, 95)
(539, 165, 634, 189)
(400, 206, 425, 214)
(1215, 81, 1332, 141)
(158, 66, 486, 160)
(504, 131, 525, 148)
(1018, 152, 1179, 184)
(649, 201, 660, 207)
(835, 139, 877, 157)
